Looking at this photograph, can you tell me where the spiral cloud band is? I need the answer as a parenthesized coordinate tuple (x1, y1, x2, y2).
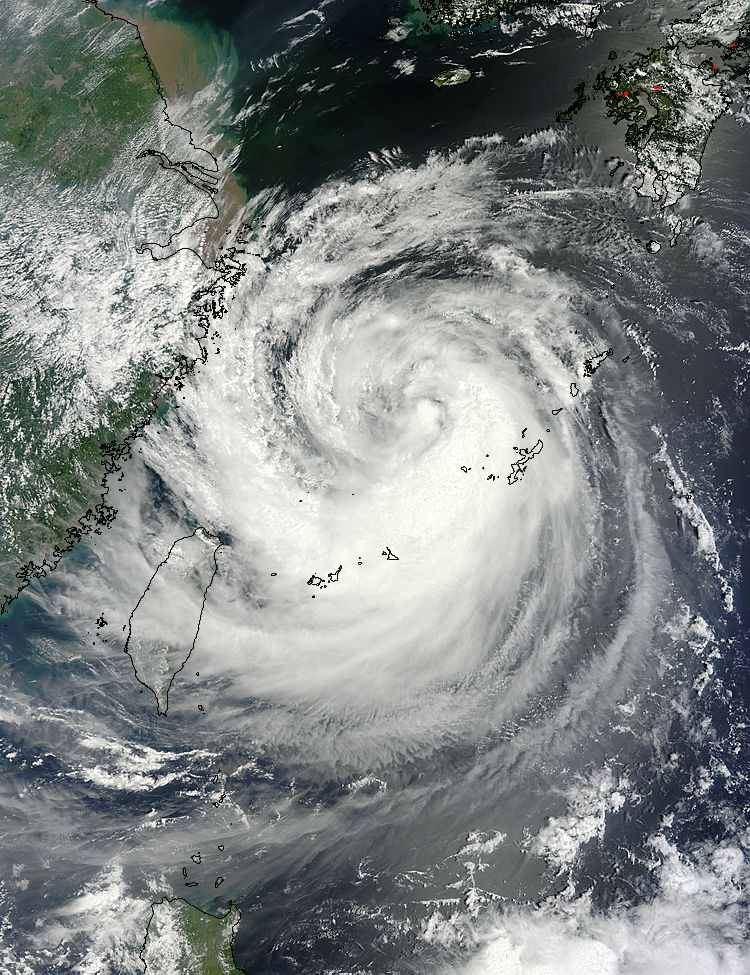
(14, 132, 744, 975)
(2, 0, 748, 965)
(129, 141, 674, 766)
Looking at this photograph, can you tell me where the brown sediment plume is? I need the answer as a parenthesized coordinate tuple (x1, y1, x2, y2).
(203, 166, 248, 261)
(97, 1, 247, 265)
(100, 2, 227, 101)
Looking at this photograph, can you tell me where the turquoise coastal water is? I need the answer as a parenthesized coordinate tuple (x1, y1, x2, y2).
(1, 0, 749, 972)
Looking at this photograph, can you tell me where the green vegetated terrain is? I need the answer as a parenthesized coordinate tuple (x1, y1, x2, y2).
(0, 0, 200, 609)
(403, 0, 597, 35)
(592, 33, 748, 206)
(0, 0, 160, 183)
(433, 66, 472, 85)
(405, 0, 515, 34)
(142, 898, 245, 975)
(596, 47, 720, 152)
(0, 366, 164, 603)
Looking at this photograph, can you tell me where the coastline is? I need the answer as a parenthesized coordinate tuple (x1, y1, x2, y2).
(94, 0, 248, 264)
(0, 0, 250, 614)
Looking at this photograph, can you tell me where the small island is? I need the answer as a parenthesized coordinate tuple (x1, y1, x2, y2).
(433, 66, 471, 87)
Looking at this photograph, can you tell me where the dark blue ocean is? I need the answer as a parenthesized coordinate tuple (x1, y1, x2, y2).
(1, 0, 749, 971)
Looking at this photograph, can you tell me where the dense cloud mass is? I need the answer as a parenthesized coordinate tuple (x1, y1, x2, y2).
(19, 137, 738, 971)
(1, 0, 749, 968)
(131, 144, 668, 756)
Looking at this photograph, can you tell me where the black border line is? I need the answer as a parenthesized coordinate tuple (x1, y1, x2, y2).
(86, 0, 231, 269)
(124, 527, 223, 715)
(139, 896, 245, 974)
(0, 2, 250, 616)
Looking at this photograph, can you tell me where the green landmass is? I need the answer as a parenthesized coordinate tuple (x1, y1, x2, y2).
(401, 0, 598, 36)
(593, 42, 739, 207)
(99, 0, 239, 104)
(0, 366, 163, 604)
(141, 898, 245, 975)
(0, 1, 160, 183)
(582, 3, 750, 211)
(0, 0, 216, 610)
(404, 0, 519, 35)
(433, 66, 472, 86)
(596, 47, 715, 150)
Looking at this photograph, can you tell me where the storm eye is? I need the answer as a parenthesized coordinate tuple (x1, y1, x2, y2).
(6, 2, 743, 970)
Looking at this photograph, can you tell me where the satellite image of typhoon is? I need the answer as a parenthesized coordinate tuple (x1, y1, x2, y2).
(1, 0, 750, 971)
